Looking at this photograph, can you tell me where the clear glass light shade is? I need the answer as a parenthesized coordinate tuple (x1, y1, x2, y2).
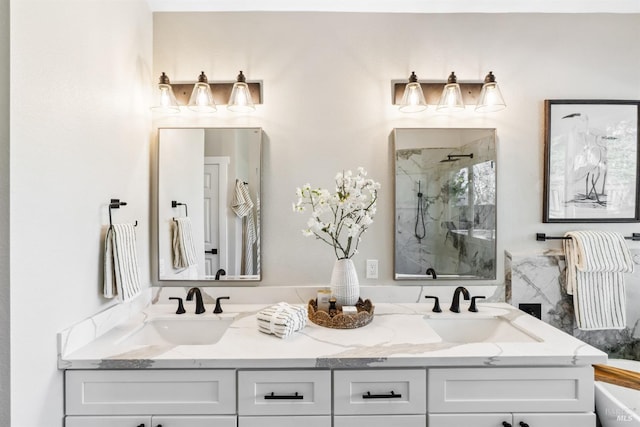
(227, 82, 255, 112)
(151, 83, 180, 113)
(399, 82, 427, 113)
(188, 82, 216, 113)
(436, 83, 465, 112)
(475, 82, 506, 112)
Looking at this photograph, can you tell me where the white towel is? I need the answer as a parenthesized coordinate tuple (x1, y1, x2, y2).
(231, 180, 257, 275)
(172, 217, 198, 269)
(257, 303, 307, 338)
(563, 231, 634, 330)
(104, 224, 141, 302)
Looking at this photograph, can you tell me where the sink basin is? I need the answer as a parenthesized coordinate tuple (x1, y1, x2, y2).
(424, 317, 541, 343)
(121, 316, 235, 346)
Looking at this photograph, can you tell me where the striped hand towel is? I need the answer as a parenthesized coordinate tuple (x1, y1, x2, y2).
(563, 231, 634, 330)
(104, 224, 142, 302)
(172, 217, 198, 269)
(256, 303, 307, 338)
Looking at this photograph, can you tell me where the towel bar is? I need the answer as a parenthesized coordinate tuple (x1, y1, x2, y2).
(108, 199, 138, 229)
(536, 232, 640, 242)
(171, 200, 188, 217)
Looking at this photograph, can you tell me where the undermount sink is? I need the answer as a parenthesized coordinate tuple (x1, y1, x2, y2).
(424, 316, 542, 343)
(121, 316, 235, 346)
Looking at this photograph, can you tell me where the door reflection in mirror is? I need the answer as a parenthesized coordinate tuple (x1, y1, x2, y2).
(158, 128, 262, 282)
(394, 128, 496, 280)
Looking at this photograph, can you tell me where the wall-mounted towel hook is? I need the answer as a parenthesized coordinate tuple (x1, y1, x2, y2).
(536, 232, 640, 241)
(172, 200, 188, 218)
(108, 199, 138, 229)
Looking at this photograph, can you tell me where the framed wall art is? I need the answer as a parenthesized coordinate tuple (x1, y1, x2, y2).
(543, 99, 640, 223)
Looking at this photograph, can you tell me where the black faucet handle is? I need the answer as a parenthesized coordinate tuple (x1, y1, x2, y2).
(469, 296, 486, 312)
(168, 297, 186, 314)
(424, 295, 442, 312)
(214, 296, 230, 314)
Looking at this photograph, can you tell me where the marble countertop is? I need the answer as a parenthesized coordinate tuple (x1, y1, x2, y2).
(58, 302, 607, 370)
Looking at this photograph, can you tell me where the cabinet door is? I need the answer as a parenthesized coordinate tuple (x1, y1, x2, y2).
(515, 412, 595, 427)
(428, 412, 596, 427)
(334, 415, 426, 427)
(238, 415, 331, 427)
(152, 415, 237, 427)
(65, 415, 150, 427)
(429, 413, 510, 427)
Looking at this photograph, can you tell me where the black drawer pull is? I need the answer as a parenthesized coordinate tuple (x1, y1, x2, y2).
(264, 391, 304, 400)
(362, 390, 402, 399)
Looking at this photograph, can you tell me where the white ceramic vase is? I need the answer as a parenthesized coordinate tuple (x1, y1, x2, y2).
(330, 258, 360, 306)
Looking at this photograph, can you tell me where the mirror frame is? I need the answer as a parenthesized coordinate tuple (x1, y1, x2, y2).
(393, 127, 497, 281)
(154, 127, 263, 285)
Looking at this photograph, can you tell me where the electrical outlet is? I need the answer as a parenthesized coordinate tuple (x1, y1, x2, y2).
(366, 259, 378, 279)
(519, 303, 542, 320)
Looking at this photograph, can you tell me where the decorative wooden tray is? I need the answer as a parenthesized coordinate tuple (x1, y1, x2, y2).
(307, 298, 374, 329)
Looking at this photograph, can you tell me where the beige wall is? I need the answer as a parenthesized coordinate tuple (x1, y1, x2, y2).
(153, 12, 640, 286)
(10, 1, 152, 425)
(1, 0, 9, 424)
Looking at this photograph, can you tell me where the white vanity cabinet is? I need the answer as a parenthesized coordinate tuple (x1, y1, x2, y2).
(62, 365, 598, 427)
(333, 369, 427, 427)
(427, 366, 595, 426)
(64, 370, 237, 427)
(237, 370, 331, 427)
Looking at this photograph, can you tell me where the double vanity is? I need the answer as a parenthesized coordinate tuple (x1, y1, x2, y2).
(59, 294, 607, 427)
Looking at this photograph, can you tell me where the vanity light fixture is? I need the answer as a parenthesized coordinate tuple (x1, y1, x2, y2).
(151, 72, 180, 114)
(436, 72, 465, 112)
(187, 71, 216, 113)
(227, 71, 256, 113)
(392, 71, 506, 113)
(475, 71, 506, 113)
(151, 71, 262, 114)
(399, 71, 428, 113)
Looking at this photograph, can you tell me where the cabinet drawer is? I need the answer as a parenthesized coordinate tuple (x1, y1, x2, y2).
(65, 369, 236, 415)
(237, 370, 331, 415)
(334, 415, 426, 427)
(428, 366, 594, 413)
(333, 369, 426, 415)
(238, 415, 331, 427)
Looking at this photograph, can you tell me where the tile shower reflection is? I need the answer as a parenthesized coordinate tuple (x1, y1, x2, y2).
(394, 128, 497, 280)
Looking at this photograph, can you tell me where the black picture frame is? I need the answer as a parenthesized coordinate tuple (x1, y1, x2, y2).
(543, 99, 640, 223)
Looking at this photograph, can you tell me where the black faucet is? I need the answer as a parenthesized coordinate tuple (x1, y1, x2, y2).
(425, 268, 437, 279)
(215, 268, 226, 280)
(424, 295, 442, 312)
(450, 286, 470, 313)
(186, 287, 206, 314)
(214, 296, 230, 314)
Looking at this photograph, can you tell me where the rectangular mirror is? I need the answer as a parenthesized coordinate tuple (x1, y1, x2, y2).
(394, 128, 496, 280)
(158, 128, 262, 282)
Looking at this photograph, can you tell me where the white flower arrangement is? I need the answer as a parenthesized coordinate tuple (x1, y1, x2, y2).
(293, 167, 380, 260)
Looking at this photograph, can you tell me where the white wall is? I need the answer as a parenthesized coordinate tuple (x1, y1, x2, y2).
(0, 0, 9, 424)
(10, 1, 152, 425)
(154, 12, 640, 286)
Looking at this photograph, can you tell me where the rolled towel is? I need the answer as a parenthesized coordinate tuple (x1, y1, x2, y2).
(257, 302, 307, 338)
(104, 224, 141, 302)
(172, 217, 198, 269)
